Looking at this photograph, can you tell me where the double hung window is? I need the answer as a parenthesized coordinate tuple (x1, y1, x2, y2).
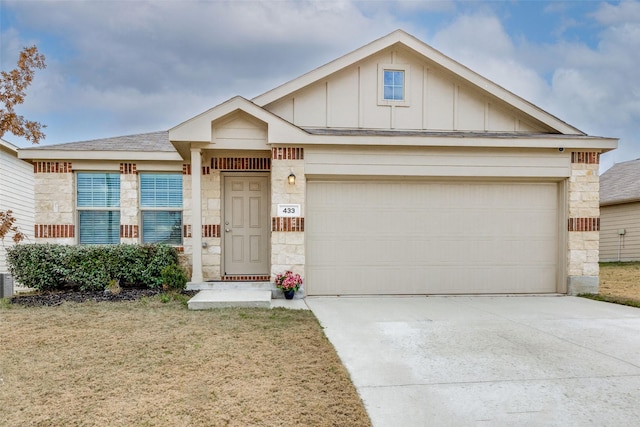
(140, 173, 183, 245)
(77, 172, 121, 244)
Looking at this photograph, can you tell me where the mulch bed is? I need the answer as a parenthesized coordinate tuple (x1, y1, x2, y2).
(10, 288, 198, 307)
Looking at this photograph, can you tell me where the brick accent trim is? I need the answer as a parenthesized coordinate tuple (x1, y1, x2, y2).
(221, 275, 270, 282)
(568, 217, 600, 232)
(120, 224, 139, 238)
(202, 224, 220, 238)
(183, 224, 221, 238)
(272, 217, 304, 232)
(35, 224, 75, 238)
(119, 163, 137, 174)
(571, 152, 600, 164)
(34, 162, 73, 173)
(182, 164, 191, 175)
(272, 147, 304, 160)
(211, 157, 271, 171)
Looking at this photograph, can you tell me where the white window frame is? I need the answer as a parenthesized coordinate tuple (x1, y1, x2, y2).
(378, 63, 411, 107)
(139, 173, 183, 246)
(76, 172, 121, 245)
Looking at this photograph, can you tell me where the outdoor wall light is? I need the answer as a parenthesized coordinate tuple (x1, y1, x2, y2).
(288, 173, 296, 185)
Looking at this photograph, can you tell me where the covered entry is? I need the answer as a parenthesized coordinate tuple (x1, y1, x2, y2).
(306, 180, 561, 295)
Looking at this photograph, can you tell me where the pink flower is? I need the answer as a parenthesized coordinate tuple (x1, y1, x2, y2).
(275, 271, 303, 292)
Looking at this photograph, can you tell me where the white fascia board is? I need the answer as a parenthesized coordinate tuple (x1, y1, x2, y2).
(252, 31, 407, 107)
(253, 30, 584, 136)
(17, 149, 183, 162)
(397, 36, 584, 135)
(269, 132, 618, 152)
(0, 138, 19, 155)
(169, 96, 310, 144)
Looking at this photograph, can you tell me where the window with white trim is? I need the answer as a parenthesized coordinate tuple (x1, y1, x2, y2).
(378, 63, 410, 106)
(383, 70, 404, 101)
(140, 173, 183, 245)
(77, 172, 121, 244)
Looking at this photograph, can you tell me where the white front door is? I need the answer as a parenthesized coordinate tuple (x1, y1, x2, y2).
(223, 174, 270, 276)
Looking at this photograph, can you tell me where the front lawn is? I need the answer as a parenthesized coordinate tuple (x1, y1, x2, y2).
(581, 262, 640, 307)
(0, 297, 371, 426)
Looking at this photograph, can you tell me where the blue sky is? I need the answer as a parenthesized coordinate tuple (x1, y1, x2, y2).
(1, 0, 639, 171)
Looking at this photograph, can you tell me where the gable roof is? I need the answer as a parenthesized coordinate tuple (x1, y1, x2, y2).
(253, 29, 583, 136)
(1, 138, 20, 156)
(18, 131, 182, 161)
(169, 96, 311, 153)
(600, 158, 640, 206)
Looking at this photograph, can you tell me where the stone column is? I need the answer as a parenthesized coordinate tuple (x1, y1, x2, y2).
(190, 148, 203, 283)
(119, 163, 139, 244)
(33, 161, 75, 244)
(567, 152, 600, 295)
(270, 148, 306, 282)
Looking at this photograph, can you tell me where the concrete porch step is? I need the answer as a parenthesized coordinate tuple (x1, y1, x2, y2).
(187, 281, 272, 291)
(187, 289, 271, 310)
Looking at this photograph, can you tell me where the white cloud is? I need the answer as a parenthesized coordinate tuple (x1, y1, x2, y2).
(428, 5, 640, 172)
(2, 0, 406, 144)
(2, 0, 638, 171)
(431, 13, 551, 104)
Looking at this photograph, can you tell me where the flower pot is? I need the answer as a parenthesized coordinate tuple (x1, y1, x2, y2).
(283, 290, 295, 300)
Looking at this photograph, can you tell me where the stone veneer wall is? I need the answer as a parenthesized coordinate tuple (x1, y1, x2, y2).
(119, 163, 139, 244)
(33, 161, 75, 244)
(567, 152, 600, 295)
(270, 148, 305, 281)
(201, 157, 222, 280)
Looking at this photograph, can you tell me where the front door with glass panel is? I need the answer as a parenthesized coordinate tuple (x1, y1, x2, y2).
(223, 174, 270, 276)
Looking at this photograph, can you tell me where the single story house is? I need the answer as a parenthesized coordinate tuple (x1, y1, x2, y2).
(600, 158, 640, 261)
(19, 30, 617, 295)
(1, 138, 35, 296)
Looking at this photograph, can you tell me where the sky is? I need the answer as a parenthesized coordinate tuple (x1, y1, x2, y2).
(1, 0, 639, 172)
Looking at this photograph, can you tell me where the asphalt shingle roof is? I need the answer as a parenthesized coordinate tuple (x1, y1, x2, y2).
(600, 158, 640, 205)
(21, 131, 174, 152)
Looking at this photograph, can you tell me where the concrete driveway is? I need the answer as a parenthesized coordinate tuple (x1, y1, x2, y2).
(306, 296, 640, 426)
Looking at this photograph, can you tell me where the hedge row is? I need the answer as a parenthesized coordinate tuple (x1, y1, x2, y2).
(6, 244, 181, 292)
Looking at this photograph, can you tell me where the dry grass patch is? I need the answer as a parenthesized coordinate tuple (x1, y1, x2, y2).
(598, 262, 640, 303)
(0, 298, 371, 426)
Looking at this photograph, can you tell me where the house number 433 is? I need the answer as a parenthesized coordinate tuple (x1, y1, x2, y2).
(277, 204, 301, 217)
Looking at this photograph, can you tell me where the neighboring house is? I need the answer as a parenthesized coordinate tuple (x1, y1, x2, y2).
(600, 158, 640, 261)
(18, 30, 617, 295)
(0, 138, 35, 293)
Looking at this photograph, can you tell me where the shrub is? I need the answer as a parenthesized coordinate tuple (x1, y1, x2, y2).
(161, 264, 188, 292)
(6, 244, 67, 291)
(144, 245, 179, 289)
(6, 244, 180, 291)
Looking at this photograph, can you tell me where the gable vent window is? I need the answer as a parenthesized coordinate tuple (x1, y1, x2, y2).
(77, 172, 121, 244)
(140, 173, 183, 245)
(378, 63, 410, 106)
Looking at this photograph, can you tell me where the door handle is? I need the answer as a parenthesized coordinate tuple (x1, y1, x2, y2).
(225, 228, 231, 232)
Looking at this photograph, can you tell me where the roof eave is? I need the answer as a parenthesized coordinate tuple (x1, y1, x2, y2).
(601, 198, 640, 207)
(272, 133, 618, 151)
(18, 149, 183, 162)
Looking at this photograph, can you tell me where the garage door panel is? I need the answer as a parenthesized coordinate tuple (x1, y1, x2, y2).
(307, 181, 559, 295)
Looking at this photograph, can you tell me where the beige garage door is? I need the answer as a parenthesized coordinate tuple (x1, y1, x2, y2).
(306, 180, 559, 295)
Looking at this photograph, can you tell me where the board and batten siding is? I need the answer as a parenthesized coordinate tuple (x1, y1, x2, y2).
(304, 146, 571, 178)
(265, 45, 555, 133)
(0, 141, 35, 274)
(600, 202, 640, 262)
